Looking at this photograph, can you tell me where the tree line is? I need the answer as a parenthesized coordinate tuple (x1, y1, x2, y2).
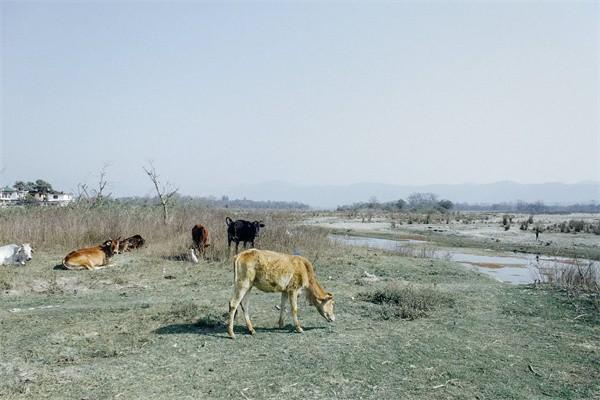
(337, 193, 454, 213)
(453, 201, 600, 214)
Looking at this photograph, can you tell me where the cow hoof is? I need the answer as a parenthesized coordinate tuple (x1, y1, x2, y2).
(248, 328, 256, 335)
(295, 327, 304, 333)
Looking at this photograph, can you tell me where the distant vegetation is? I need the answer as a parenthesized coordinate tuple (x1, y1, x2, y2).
(115, 195, 309, 210)
(337, 192, 453, 213)
(338, 196, 599, 214)
(454, 200, 600, 214)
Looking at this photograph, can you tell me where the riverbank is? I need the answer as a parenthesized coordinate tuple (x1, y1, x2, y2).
(309, 215, 600, 261)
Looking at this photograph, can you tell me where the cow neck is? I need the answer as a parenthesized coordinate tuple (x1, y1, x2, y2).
(304, 266, 327, 305)
(101, 244, 115, 258)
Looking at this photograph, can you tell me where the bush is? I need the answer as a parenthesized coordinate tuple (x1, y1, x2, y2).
(195, 308, 225, 328)
(569, 219, 585, 233)
(359, 283, 453, 320)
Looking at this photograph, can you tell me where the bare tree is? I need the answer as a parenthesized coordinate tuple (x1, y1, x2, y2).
(91, 164, 111, 206)
(143, 162, 178, 225)
(76, 183, 90, 202)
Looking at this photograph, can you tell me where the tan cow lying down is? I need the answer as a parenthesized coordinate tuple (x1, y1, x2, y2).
(227, 249, 335, 339)
(62, 239, 120, 270)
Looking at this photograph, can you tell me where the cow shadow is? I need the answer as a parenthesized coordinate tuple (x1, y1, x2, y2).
(153, 322, 227, 338)
(53, 264, 68, 270)
(153, 322, 324, 338)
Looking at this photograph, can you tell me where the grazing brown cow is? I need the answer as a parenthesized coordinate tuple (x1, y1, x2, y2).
(191, 224, 210, 263)
(227, 249, 335, 339)
(119, 234, 145, 252)
(62, 239, 120, 270)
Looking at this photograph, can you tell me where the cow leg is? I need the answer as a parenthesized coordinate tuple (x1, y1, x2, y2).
(289, 290, 303, 333)
(227, 284, 250, 339)
(83, 263, 96, 271)
(278, 292, 288, 328)
(250, 240, 255, 249)
(239, 288, 255, 335)
(235, 242, 239, 254)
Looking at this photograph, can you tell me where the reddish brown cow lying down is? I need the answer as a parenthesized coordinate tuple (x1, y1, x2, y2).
(227, 249, 335, 339)
(62, 239, 120, 270)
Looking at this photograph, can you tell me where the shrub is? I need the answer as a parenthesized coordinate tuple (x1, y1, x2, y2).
(569, 219, 585, 233)
(536, 261, 599, 294)
(359, 283, 453, 320)
(195, 308, 225, 328)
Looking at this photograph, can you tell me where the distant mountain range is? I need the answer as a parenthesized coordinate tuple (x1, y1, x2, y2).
(224, 181, 600, 209)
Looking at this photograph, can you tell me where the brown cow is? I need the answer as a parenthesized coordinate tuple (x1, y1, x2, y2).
(227, 249, 335, 339)
(62, 239, 120, 270)
(191, 224, 210, 263)
(119, 234, 145, 252)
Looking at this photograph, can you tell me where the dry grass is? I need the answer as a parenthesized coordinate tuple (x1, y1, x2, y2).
(359, 282, 454, 320)
(0, 205, 329, 262)
(537, 260, 600, 293)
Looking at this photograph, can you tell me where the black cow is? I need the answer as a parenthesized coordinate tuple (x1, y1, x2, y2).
(226, 217, 265, 253)
(118, 234, 145, 253)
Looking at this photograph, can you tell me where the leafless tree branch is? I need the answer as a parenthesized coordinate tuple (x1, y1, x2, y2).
(143, 162, 178, 224)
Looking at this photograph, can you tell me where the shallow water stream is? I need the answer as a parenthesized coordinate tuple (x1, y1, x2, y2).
(330, 234, 598, 284)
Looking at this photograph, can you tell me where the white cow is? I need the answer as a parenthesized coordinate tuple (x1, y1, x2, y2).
(0, 244, 33, 265)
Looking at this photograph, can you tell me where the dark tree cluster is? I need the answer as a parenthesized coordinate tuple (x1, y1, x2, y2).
(337, 193, 453, 213)
(13, 179, 55, 194)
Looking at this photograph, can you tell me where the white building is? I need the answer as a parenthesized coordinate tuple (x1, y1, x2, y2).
(44, 192, 74, 206)
(0, 187, 28, 205)
(0, 186, 74, 206)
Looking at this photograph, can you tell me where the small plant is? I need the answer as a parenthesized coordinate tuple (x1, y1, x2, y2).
(359, 283, 453, 320)
(195, 307, 225, 328)
(163, 301, 199, 323)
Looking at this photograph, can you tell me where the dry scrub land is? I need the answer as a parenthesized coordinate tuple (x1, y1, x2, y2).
(1, 243, 598, 399)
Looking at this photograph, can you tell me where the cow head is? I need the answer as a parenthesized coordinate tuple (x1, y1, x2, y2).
(315, 292, 335, 322)
(252, 221, 265, 233)
(102, 238, 121, 256)
(16, 243, 33, 265)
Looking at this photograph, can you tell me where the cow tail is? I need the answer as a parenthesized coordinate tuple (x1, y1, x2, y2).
(225, 217, 233, 227)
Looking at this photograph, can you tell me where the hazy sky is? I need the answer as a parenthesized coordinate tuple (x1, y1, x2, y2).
(1, 1, 598, 197)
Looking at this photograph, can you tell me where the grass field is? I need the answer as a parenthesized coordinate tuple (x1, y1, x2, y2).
(1, 242, 598, 399)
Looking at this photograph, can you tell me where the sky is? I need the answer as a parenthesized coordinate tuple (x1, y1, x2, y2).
(1, 1, 598, 198)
